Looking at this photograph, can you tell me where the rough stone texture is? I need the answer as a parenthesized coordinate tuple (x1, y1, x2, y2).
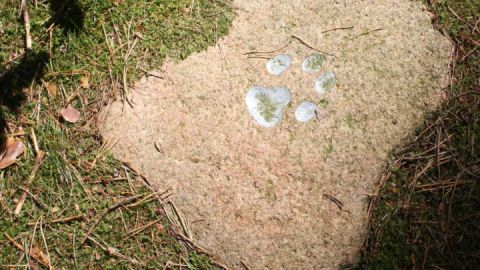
(101, 0, 451, 269)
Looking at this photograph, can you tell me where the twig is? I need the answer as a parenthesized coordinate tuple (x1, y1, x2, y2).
(447, 5, 473, 29)
(126, 219, 162, 238)
(19, 186, 49, 210)
(39, 218, 53, 270)
(14, 130, 46, 216)
(0, 193, 12, 216)
(290, 35, 334, 56)
(122, 65, 134, 109)
(350, 28, 383, 40)
(28, 215, 84, 226)
(90, 139, 118, 169)
(28, 129, 45, 184)
(80, 194, 144, 245)
(154, 141, 164, 154)
(86, 236, 145, 266)
(126, 189, 172, 208)
(123, 161, 152, 186)
(240, 260, 251, 270)
(246, 55, 271, 60)
(13, 191, 27, 216)
(4, 232, 54, 269)
(88, 177, 128, 185)
(176, 233, 231, 270)
(168, 200, 192, 240)
(60, 154, 92, 199)
(124, 167, 136, 194)
(6, 131, 26, 137)
(21, 0, 32, 50)
(243, 40, 292, 55)
(321, 26, 354, 33)
(323, 194, 343, 210)
(140, 69, 164, 79)
(409, 159, 435, 188)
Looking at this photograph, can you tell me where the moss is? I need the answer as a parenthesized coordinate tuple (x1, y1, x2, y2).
(0, 0, 234, 268)
(256, 92, 279, 122)
(304, 54, 326, 71)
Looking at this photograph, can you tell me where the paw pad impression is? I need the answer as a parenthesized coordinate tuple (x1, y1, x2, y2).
(245, 86, 291, 128)
(246, 53, 336, 128)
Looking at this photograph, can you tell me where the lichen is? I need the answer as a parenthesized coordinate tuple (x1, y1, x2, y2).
(295, 101, 317, 122)
(302, 54, 326, 72)
(245, 86, 291, 127)
(266, 54, 292, 75)
(255, 92, 279, 122)
(315, 72, 336, 94)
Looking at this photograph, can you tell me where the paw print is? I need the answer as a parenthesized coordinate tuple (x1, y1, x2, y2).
(245, 53, 336, 127)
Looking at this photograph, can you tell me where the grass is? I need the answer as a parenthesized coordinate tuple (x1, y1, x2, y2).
(356, 0, 479, 269)
(0, 0, 233, 269)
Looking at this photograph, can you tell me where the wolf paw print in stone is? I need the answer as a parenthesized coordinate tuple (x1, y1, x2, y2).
(245, 53, 336, 127)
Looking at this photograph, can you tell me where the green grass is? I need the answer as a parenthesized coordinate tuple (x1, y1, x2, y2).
(0, 0, 233, 268)
(356, 0, 480, 269)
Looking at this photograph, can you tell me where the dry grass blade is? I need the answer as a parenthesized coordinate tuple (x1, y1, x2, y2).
(4, 233, 55, 269)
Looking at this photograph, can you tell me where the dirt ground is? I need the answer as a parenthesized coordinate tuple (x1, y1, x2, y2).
(101, 0, 451, 269)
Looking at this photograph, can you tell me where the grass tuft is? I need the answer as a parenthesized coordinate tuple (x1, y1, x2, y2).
(0, 0, 233, 268)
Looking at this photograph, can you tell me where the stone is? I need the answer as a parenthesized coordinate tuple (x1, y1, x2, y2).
(315, 72, 336, 94)
(294, 101, 317, 122)
(302, 54, 326, 73)
(266, 54, 292, 76)
(245, 86, 291, 127)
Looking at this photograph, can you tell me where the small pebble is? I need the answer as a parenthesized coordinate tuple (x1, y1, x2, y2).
(295, 101, 317, 122)
(266, 54, 292, 76)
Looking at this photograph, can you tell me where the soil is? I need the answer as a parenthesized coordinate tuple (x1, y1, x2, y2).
(101, 0, 451, 269)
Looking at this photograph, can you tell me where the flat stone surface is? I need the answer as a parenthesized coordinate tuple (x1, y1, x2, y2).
(101, 0, 451, 269)
(315, 72, 337, 95)
(295, 101, 317, 123)
(266, 54, 292, 76)
(245, 86, 291, 128)
(302, 54, 327, 73)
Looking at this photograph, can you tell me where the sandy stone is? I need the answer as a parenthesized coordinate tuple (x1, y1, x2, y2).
(315, 72, 337, 95)
(245, 86, 291, 128)
(266, 54, 292, 76)
(295, 101, 317, 123)
(101, 0, 451, 269)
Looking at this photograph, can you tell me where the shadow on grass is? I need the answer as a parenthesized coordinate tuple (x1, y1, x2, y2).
(48, 0, 84, 34)
(0, 52, 49, 147)
(0, 0, 85, 146)
(353, 0, 480, 269)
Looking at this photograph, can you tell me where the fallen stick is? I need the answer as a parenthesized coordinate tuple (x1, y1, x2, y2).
(13, 191, 27, 216)
(20, 0, 32, 50)
(321, 26, 354, 33)
(86, 236, 145, 267)
(4, 232, 54, 269)
(15, 130, 44, 216)
(323, 194, 343, 210)
(126, 219, 162, 238)
(176, 232, 231, 270)
(350, 28, 383, 40)
(123, 161, 151, 186)
(19, 186, 49, 210)
(28, 214, 84, 226)
(80, 194, 144, 245)
(291, 35, 334, 56)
